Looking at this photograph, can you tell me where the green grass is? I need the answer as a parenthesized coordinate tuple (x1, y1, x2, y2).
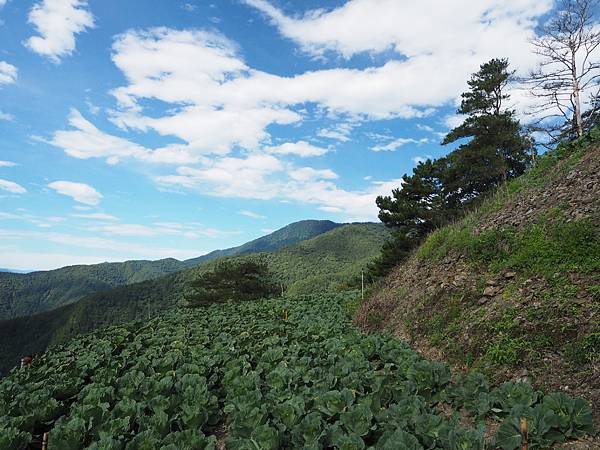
(420, 219, 600, 281)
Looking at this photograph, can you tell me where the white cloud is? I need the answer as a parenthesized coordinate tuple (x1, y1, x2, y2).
(155, 153, 285, 200)
(48, 180, 102, 205)
(416, 124, 434, 133)
(0, 61, 17, 85)
(88, 221, 237, 239)
(0, 110, 14, 121)
(239, 210, 266, 220)
(289, 167, 338, 181)
(285, 178, 404, 221)
(0, 160, 17, 167)
(443, 114, 466, 130)
(317, 122, 355, 142)
(244, 0, 553, 119)
(25, 0, 95, 63)
(0, 1, 7, 8)
(50, 109, 198, 165)
(0, 179, 26, 194)
(265, 141, 329, 157)
(245, 0, 551, 61)
(156, 152, 401, 220)
(372, 137, 429, 152)
(72, 212, 119, 221)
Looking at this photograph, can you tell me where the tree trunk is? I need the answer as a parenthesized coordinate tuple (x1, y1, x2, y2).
(572, 48, 584, 137)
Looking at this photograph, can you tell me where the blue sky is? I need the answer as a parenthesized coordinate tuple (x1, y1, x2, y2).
(0, 0, 558, 270)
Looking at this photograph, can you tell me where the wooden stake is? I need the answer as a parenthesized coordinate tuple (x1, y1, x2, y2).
(41, 432, 49, 450)
(520, 417, 528, 450)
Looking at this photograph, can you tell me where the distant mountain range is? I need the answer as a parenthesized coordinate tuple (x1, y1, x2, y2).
(0, 220, 342, 321)
(0, 268, 32, 274)
(0, 222, 388, 373)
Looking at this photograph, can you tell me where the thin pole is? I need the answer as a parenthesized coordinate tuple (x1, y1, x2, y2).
(361, 270, 364, 300)
(42, 432, 49, 450)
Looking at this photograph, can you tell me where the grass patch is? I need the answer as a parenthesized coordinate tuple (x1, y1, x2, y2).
(421, 219, 600, 280)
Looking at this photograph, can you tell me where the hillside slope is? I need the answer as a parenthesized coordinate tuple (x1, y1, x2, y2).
(0, 223, 388, 374)
(184, 219, 341, 266)
(355, 138, 600, 422)
(0, 259, 185, 320)
(0, 220, 340, 320)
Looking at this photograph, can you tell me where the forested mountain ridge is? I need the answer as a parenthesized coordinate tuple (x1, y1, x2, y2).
(0, 220, 341, 320)
(0, 223, 388, 374)
(355, 136, 600, 424)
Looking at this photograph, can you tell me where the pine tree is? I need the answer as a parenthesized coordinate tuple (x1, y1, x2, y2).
(443, 58, 534, 201)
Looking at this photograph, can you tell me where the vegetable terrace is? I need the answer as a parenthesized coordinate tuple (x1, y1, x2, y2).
(0, 293, 594, 449)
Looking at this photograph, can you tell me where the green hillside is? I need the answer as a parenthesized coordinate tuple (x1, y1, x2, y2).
(0, 259, 185, 320)
(0, 223, 388, 374)
(356, 135, 600, 422)
(184, 219, 341, 266)
(0, 220, 341, 320)
(0, 293, 592, 450)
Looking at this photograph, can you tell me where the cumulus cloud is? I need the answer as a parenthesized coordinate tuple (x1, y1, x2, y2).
(156, 153, 284, 200)
(245, 0, 551, 61)
(0, 61, 17, 85)
(0, 179, 26, 194)
(372, 137, 429, 152)
(47, 0, 557, 221)
(155, 152, 401, 220)
(265, 141, 329, 157)
(50, 109, 198, 165)
(0, 160, 17, 167)
(25, 0, 94, 63)
(48, 180, 102, 205)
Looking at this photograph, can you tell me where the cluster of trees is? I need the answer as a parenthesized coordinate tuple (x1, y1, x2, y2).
(185, 260, 279, 307)
(369, 59, 535, 277)
(371, 0, 600, 278)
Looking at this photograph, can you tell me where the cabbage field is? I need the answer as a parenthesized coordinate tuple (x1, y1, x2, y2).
(0, 292, 594, 449)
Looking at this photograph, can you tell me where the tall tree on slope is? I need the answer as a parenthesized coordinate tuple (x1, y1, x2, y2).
(443, 58, 534, 201)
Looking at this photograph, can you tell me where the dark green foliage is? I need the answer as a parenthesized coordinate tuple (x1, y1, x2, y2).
(0, 258, 186, 320)
(0, 293, 591, 449)
(0, 223, 388, 374)
(443, 58, 534, 188)
(371, 59, 533, 278)
(185, 260, 278, 307)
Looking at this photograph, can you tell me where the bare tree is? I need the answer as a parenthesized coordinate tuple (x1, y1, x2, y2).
(527, 0, 600, 143)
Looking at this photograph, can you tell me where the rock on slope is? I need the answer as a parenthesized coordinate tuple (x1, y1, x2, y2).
(355, 139, 600, 426)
